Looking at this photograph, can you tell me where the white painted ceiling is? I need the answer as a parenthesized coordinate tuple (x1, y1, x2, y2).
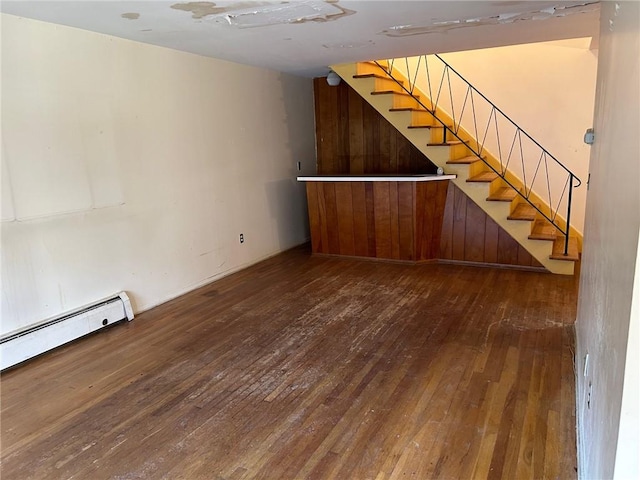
(1, 1, 600, 77)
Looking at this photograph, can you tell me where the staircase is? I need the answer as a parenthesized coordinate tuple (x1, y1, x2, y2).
(331, 58, 581, 275)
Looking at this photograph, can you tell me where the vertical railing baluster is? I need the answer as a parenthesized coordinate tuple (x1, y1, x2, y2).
(404, 57, 411, 93)
(544, 153, 552, 215)
(480, 107, 494, 156)
(425, 56, 434, 111)
(446, 68, 456, 132)
(494, 112, 503, 174)
(470, 90, 480, 153)
(518, 130, 527, 197)
(565, 174, 574, 255)
(411, 56, 421, 96)
(435, 65, 446, 115)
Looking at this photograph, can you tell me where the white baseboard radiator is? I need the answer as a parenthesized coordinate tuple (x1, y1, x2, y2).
(0, 292, 134, 370)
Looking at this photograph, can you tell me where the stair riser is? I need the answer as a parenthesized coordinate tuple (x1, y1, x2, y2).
(469, 161, 492, 178)
(387, 111, 446, 145)
(411, 110, 437, 126)
(489, 178, 515, 197)
(374, 78, 406, 92)
(509, 201, 540, 221)
(356, 62, 387, 76)
(391, 95, 422, 109)
(448, 143, 474, 159)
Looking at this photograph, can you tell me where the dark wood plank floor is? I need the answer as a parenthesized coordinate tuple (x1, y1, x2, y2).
(0, 245, 578, 479)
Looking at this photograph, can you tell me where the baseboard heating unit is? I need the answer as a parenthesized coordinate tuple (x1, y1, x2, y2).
(0, 292, 134, 370)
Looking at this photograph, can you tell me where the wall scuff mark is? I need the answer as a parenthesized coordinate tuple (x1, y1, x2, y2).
(121, 12, 140, 20)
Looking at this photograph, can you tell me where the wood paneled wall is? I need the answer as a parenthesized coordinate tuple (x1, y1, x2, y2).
(306, 181, 448, 262)
(314, 78, 437, 175)
(440, 183, 544, 269)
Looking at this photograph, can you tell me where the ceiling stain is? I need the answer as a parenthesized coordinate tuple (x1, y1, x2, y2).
(322, 39, 374, 49)
(170, 2, 271, 20)
(121, 12, 140, 20)
(492, 1, 527, 6)
(380, 1, 599, 37)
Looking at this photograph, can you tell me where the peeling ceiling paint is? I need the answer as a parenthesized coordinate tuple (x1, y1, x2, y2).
(380, 1, 599, 37)
(170, 0, 354, 28)
(170, 2, 272, 20)
(0, 1, 601, 77)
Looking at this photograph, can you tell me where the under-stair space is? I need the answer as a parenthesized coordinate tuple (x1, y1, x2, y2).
(331, 59, 582, 274)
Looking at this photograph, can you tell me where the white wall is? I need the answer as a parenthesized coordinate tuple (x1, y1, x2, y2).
(0, 14, 316, 335)
(408, 39, 597, 232)
(575, 2, 640, 479)
(614, 242, 640, 479)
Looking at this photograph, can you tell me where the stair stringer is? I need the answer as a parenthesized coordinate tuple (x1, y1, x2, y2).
(331, 62, 574, 275)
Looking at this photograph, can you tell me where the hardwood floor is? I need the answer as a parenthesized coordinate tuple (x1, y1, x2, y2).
(0, 245, 578, 479)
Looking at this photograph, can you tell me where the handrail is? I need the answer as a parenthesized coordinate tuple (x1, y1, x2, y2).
(374, 55, 581, 255)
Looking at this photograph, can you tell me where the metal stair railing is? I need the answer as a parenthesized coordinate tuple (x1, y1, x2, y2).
(373, 55, 581, 256)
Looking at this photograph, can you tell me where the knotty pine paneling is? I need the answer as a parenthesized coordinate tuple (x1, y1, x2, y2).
(307, 180, 448, 261)
(440, 182, 545, 269)
(314, 78, 437, 175)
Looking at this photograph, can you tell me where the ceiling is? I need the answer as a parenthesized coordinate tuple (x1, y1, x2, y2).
(1, 1, 600, 77)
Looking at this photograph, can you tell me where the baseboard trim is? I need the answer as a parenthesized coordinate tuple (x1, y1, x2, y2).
(311, 253, 549, 272)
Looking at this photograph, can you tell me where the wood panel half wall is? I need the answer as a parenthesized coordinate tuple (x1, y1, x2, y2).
(306, 180, 448, 262)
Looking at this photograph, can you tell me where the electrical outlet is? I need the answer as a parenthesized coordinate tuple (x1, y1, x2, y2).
(239, 233, 244, 244)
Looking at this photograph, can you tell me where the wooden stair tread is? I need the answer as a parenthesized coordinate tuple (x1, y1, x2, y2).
(487, 187, 518, 202)
(371, 90, 412, 97)
(550, 236, 579, 262)
(508, 203, 537, 221)
(467, 171, 499, 183)
(529, 219, 558, 241)
(447, 155, 484, 164)
(353, 73, 393, 80)
(389, 107, 432, 113)
(408, 124, 447, 129)
(427, 139, 468, 146)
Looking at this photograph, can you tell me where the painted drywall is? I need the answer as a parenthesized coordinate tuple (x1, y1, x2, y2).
(1, 14, 316, 335)
(614, 239, 640, 479)
(394, 40, 596, 234)
(575, 2, 640, 479)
